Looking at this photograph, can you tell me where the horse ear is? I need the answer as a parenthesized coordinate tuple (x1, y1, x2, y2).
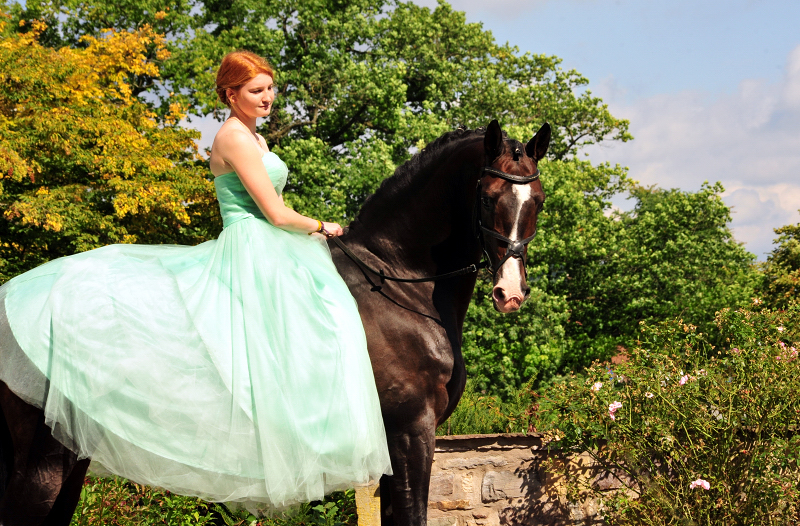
(525, 122, 551, 161)
(484, 119, 504, 160)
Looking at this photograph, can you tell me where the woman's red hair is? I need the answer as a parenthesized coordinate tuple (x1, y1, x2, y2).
(215, 51, 274, 107)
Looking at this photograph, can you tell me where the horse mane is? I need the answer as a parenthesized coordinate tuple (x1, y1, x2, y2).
(356, 126, 507, 221)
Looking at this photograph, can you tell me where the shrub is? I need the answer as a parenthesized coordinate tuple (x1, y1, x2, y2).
(71, 476, 357, 526)
(215, 490, 357, 526)
(70, 476, 216, 525)
(533, 304, 800, 525)
(438, 378, 534, 435)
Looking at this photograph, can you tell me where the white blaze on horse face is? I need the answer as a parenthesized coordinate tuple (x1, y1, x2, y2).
(508, 184, 532, 240)
(492, 183, 534, 313)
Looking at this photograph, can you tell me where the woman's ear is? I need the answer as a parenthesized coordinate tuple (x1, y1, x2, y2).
(226, 88, 236, 104)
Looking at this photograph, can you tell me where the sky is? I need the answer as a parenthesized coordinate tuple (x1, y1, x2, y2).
(410, 0, 800, 260)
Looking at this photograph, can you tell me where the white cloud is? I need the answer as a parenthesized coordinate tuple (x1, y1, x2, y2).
(783, 45, 800, 110)
(585, 44, 800, 260)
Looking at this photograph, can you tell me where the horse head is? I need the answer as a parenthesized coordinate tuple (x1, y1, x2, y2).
(480, 120, 550, 313)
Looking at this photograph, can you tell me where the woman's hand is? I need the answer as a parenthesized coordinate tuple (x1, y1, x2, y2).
(321, 222, 344, 237)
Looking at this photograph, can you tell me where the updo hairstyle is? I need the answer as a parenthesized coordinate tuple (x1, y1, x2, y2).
(215, 51, 274, 107)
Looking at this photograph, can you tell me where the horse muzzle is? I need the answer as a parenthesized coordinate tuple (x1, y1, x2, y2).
(491, 257, 530, 313)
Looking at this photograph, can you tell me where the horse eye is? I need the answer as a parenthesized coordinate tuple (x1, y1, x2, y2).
(481, 196, 492, 208)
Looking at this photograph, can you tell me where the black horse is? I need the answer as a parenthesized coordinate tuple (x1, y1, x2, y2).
(0, 119, 550, 525)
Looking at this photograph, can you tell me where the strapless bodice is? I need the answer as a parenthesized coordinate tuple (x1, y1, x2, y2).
(214, 152, 289, 227)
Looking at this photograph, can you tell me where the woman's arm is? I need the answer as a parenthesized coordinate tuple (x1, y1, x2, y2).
(218, 130, 342, 235)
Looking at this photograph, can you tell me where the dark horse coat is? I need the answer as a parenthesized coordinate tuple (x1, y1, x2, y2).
(0, 120, 549, 525)
(330, 120, 549, 526)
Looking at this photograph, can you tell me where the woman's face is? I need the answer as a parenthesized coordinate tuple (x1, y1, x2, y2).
(229, 73, 276, 118)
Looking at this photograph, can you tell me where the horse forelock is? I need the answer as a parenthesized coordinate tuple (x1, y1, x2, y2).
(355, 126, 507, 223)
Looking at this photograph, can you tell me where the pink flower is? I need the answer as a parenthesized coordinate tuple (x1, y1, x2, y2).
(608, 401, 623, 420)
(689, 478, 710, 490)
(679, 375, 690, 385)
(591, 382, 603, 392)
(777, 326, 785, 333)
(778, 345, 798, 361)
(645, 392, 654, 398)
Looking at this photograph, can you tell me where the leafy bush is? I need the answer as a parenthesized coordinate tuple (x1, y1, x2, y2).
(438, 379, 534, 435)
(533, 304, 800, 525)
(214, 490, 357, 526)
(462, 278, 569, 400)
(71, 476, 357, 526)
(557, 182, 758, 370)
(463, 168, 760, 398)
(0, 14, 215, 283)
(70, 476, 216, 525)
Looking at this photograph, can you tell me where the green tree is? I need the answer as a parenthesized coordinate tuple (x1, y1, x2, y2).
(0, 13, 215, 282)
(759, 213, 800, 309)
(561, 182, 758, 366)
(11, 0, 632, 223)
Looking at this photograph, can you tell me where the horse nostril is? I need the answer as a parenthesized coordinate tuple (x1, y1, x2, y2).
(493, 287, 507, 302)
(523, 287, 531, 299)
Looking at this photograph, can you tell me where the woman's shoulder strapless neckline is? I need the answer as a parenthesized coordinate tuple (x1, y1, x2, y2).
(213, 152, 290, 228)
(214, 151, 277, 179)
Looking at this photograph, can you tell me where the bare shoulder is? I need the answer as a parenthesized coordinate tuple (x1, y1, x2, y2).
(257, 133, 270, 152)
(210, 124, 260, 176)
(215, 123, 255, 150)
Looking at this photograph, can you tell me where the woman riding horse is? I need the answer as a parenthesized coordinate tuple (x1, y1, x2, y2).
(0, 50, 550, 526)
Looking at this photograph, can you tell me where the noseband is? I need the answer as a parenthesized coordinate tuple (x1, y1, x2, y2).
(477, 165, 540, 276)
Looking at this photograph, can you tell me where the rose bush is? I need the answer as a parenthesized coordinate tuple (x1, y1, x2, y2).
(533, 304, 800, 525)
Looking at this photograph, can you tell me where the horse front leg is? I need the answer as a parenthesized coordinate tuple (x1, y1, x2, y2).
(44, 457, 89, 526)
(381, 415, 436, 526)
(0, 382, 86, 526)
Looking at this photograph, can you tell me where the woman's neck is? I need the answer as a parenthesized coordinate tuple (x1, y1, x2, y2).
(228, 112, 257, 134)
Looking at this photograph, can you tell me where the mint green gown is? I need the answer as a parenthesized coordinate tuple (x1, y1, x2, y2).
(0, 152, 392, 508)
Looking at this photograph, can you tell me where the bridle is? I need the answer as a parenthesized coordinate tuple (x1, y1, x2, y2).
(330, 162, 541, 292)
(477, 166, 540, 277)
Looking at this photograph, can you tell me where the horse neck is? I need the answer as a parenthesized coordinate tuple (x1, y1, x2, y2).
(347, 139, 484, 273)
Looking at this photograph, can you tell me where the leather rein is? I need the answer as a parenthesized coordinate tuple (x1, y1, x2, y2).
(330, 165, 541, 292)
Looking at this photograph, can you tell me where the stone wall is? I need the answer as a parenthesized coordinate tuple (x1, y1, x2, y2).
(355, 433, 621, 526)
(427, 433, 608, 526)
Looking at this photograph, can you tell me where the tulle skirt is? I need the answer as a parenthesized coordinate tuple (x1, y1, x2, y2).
(0, 216, 392, 508)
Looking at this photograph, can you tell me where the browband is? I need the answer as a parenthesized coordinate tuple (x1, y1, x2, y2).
(483, 166, 540, 183)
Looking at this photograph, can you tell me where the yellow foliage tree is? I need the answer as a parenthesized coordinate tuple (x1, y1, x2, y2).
(0, 13, 217, 282)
